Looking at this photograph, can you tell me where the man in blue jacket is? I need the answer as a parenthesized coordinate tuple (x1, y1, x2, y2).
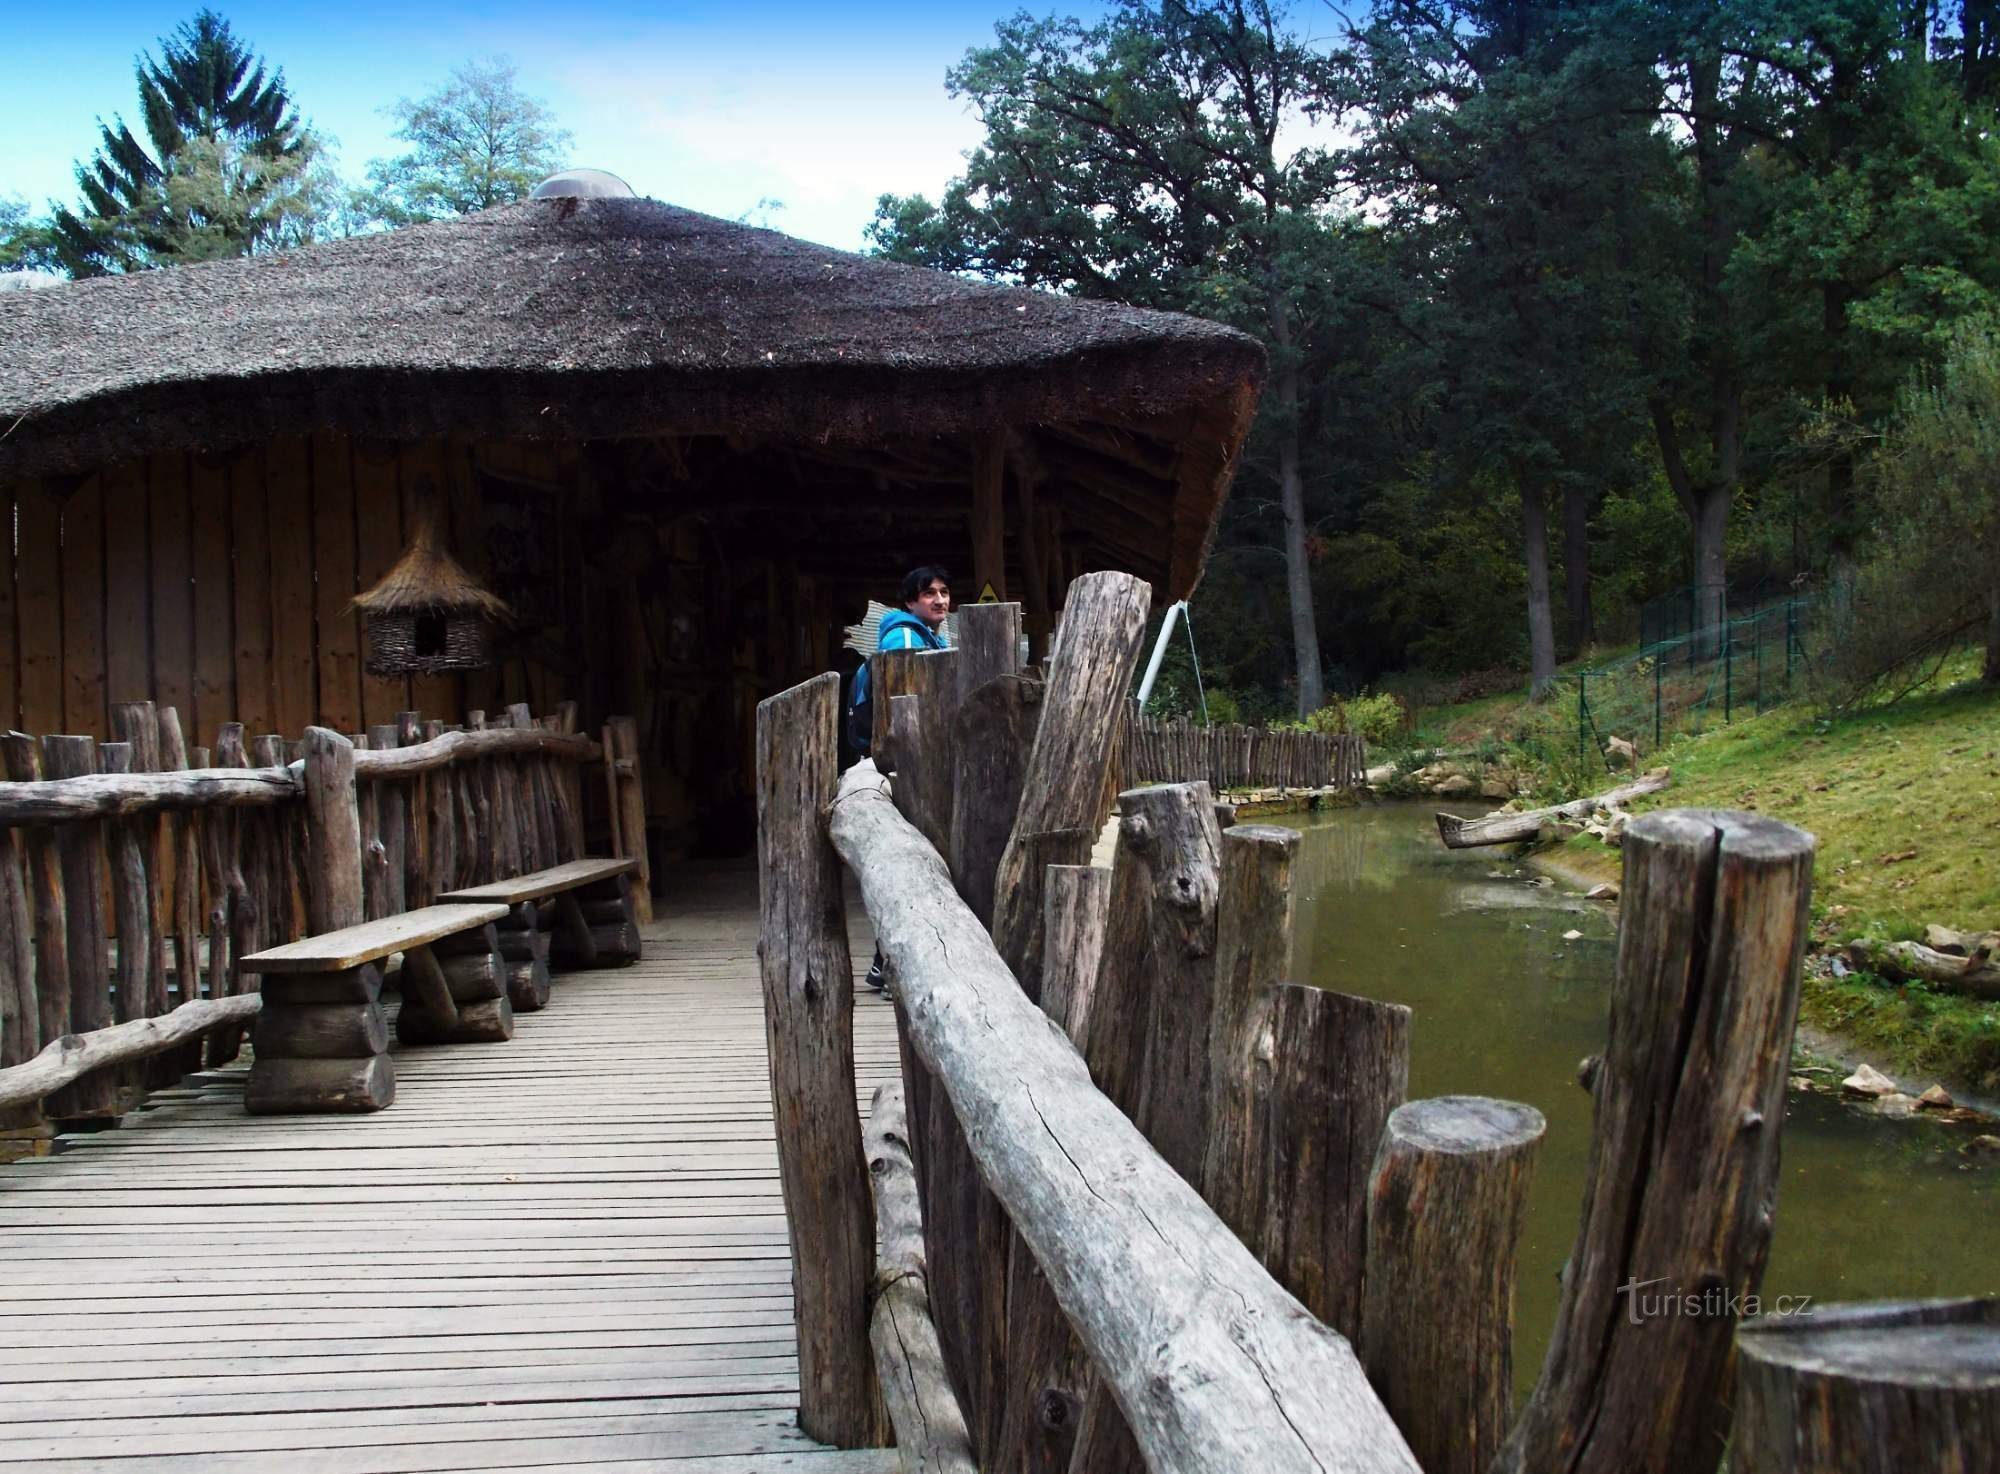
(851, 566, 951, 993)
(847, 565, 952, 756)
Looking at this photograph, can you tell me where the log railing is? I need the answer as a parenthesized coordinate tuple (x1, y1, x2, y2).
(757, 579, 1996, 1473)
(1130, 714, 1365, 792)
(0, 699, 634, 1125)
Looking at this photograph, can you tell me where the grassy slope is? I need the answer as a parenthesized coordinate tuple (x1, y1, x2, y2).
(1557, 659, 2000, 1090)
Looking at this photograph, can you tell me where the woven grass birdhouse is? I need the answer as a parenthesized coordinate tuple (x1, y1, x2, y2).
(351, 515, 510, 675)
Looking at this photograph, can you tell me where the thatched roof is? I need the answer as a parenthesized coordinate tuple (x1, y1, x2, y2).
(0, 197, 1264, 484)
(350, 517, 510, 620)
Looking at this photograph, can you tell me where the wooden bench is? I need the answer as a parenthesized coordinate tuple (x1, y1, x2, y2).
(438, 857, 643, 1008)
(238, 902, 512, 1114)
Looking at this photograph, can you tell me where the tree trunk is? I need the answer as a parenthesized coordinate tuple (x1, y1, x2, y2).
(1985, 573, 1999, 684)
(1523, 483, 1557, 699)
(1269, 291, 1324, 718)
(1692, 482, 1730, 644)
(1563, 483, 1593, 653)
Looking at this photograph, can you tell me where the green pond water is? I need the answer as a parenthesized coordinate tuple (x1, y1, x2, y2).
(1283, 802, 1999, 1396)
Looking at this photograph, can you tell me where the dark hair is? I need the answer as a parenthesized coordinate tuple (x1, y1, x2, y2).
(901, 566, 952, 606)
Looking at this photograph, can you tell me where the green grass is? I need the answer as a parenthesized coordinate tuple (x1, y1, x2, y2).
(1454, 646, 2000, 1090)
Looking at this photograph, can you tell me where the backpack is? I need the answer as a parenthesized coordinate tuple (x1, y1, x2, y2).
(847, 615, 944, 755)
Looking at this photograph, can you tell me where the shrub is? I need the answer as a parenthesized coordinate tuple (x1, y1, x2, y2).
(1304, 690, 1406, 746)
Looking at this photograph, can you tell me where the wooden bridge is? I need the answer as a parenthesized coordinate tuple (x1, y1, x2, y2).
(0, 584, 1992, 1474)
(0, 861, 906, 1472)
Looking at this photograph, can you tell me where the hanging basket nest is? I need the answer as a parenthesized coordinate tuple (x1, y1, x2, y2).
(351, 515, 511, 675)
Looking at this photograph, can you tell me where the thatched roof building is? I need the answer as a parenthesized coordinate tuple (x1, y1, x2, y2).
(0, 192, 1263, 856)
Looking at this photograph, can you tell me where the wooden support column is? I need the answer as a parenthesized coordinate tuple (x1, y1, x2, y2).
(396, 931, 514, 1044)
(1362, 1096, 1545, 1474)
(606, 716, 652, 923)
(971, 434, 1007, 604)
(1733, 1298, 2000, 1474)
(39, 736, 118, 1118)
(1496, 811, 1815, 1474)
(753, 670, 885, 1448)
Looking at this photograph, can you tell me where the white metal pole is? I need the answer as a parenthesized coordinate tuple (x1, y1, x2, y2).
(1135, 601, 1187, 707)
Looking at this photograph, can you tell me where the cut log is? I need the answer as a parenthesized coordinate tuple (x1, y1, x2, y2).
(437, 950, 506, 1004)
(244, 1052, 395, 1114)
(830, 756, 1419, 1474)
(946, 673, 1043, 932)
(396, 993, 514, 1046)
(1435, 767, 1669, 848)
(1362, 1095, 1545, 1474)
(250, 1001, 389, 1060)
(301, 728, 366, 935)
(259, 965, 383, 1006)
(1496, 810, 1814, 1474)
(754, 671, 885, 1449)
(505, 958, 552, 1011)
(1733, 1298, 2000, 1474)
(1039, 865, 1110, 1049)
(1851, 938, 2000, 1001)
(0, 993, 262, 1112)
(866, 1081, 979, 1474)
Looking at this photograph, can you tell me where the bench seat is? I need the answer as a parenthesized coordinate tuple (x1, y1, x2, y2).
(439, 858, 643, 972)
(239, 901, 515, 1116)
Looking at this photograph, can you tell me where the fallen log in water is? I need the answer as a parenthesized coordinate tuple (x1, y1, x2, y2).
(1435, 768, 1670, 849)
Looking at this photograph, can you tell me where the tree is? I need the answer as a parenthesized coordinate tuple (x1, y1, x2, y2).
(360, 59, 571, 225)
(871, 0, 1343, 716)
(1341, 0, 1663, 694)
(47, 9, 313, 276)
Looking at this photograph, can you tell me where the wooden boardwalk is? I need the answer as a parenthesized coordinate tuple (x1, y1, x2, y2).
(0, 862, 904, 1473)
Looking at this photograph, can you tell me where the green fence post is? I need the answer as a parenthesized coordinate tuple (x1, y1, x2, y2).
(1723, 616, 1734, 723)
(1654, 649, 1663, 750)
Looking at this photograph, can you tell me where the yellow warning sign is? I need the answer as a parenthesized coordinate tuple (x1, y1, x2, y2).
(976, 582, 1000, 604)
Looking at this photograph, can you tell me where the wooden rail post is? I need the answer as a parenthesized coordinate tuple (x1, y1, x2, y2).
(606, 715, 651, 923)
(1361, 1095, 1545, 1474)
(1, 738, 66, 1087)
(1733, 1299, 2000, 1473)
(1496, 811, 1814, 1474)
(754, 671, 884, 1448)
(865, 1081, 979, 1474)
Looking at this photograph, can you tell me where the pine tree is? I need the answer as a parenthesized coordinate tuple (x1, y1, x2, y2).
(49, 9, 313, 276)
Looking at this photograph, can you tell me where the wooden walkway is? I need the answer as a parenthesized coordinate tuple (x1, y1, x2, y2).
(0, 862, 904, 1473)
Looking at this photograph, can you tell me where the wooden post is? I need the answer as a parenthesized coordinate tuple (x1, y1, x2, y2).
(754, 672, 884, 1448)
(397, 711, 429, 906)
(972, 433, 1007, 603)
(368, 724, 407, 917)
(424, 719, 457, 902)
(38, 736, 118, 1117)
(865, 1081, 979, 1474)
(992, 571, 1151, 1006)
(946, 611, 1034, 929)
(607, 715, 651, 923)
(99, 744, 153, 1030)
(1039, 865, 1110, 1049)
(1063, 781, 1225, 1474)
(1733, 1299, 2000, 1474)
(302, 729, 365, 936)
(884, 650, 957, 857)
(2, 738, 65, 1070)
(1362, 1096, 1545, 1474)
(1497, 811, 1815, 1474)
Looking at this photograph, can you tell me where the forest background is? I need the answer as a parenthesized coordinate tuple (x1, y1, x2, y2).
(9, 0, 2000, 726)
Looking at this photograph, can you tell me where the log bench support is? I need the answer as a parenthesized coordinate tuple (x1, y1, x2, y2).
(238, 897, 512, 1114)
(437, 858, 643, 978)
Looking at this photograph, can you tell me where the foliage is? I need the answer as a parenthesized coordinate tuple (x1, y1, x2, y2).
(1812, 318, 2000, 708)
(358, 58, 571, 225)
(0, 198, 53, 276)
(1296, 690, 1405, 745)
(46, 9, 314, 275)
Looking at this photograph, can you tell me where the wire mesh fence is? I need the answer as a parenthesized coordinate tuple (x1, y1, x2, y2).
(1571, 595, 1813, 774)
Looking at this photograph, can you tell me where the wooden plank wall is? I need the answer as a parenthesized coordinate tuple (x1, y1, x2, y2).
(0, 436, 576, 743)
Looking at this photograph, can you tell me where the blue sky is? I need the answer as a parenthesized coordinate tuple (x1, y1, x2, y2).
(3, 1, 1053, 250)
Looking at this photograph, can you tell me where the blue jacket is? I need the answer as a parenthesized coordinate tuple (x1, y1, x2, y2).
(851, 609, 947, 710)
